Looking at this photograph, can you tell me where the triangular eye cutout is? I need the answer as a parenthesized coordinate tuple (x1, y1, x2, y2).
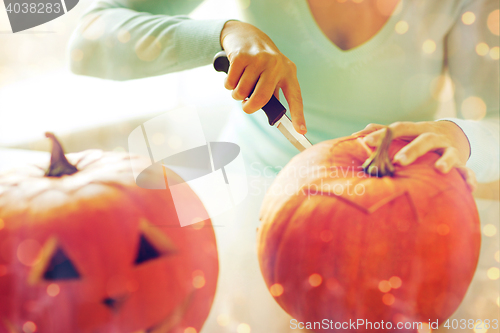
(134, 234, 161, 265)
(43, 247, 81, 280)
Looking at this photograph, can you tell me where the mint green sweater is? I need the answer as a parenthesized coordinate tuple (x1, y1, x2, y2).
(69, 0, 499, 182)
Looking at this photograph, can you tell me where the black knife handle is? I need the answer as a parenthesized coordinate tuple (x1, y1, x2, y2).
(213, 51, 286, 126)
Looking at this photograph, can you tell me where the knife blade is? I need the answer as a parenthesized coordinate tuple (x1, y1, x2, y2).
(213, 51, 313, 152)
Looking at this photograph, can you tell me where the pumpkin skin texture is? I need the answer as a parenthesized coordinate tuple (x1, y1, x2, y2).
(258, 136, 481, 333)
(0, 149, 218, 333)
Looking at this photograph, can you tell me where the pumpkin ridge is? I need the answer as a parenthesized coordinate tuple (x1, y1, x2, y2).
(271, 194, 315, 310)
(258, 133, 480, 331)
(259, 194, 305, 290)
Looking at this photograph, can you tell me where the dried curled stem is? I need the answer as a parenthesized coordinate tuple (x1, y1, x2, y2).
(44, 132, 78, 177)
(362, 127, 395, 177)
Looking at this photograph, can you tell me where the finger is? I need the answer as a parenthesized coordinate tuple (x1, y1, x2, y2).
(225, 57, 247, 90)
(273, 87, 280, 100)
(351, 123, 385, 136)
(392, 132, 451, 166)
(281, 77, 306, 134)
(232, 66, 263, 105)
(364, 122, 427, 146)
(242, 70, 279, 113)
(434, 147, 461, 173)
(456, 166, 477, 192)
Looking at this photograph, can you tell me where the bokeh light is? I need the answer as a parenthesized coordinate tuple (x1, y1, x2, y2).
(476, 42, 490, 56)
(217, 313, 230, 327)
(461, 11, 476, 25)
(237, 323, 251, 333)
(191, 219, 205, 230)
(382, 293, 395, 305)
(487, 267, 499, 280)
(422, 40, 436, 54)
(217, 314, 230, 327)
(437, 224, 450, 235)
(487, 9, 499, 36)
(17, 239, 41, 266)
(192, 270, 206, 289)
(22, 321, 36, 333)
(135, 36, 162, 62)
(151, 132, 165, 146)
(309, 273, 323, 287)
(71, 49, 83, 62)
(269, 283, 284, 297)
(461, 96, 487, 120)
(395, 21, 409, 34)
(47, 283, 60, 297)
(389, 276, 402, 289)
(417, 322, 432, 333)
(376, 0, 396, 16)
(320, 230, 333, 242)
(378, 280, 391, 293)
(483, 224, 497, 237)
(117, 30, 131, 43)
(184, 328, 196, 333)
(490, 47, 500, 60)
(473, 322, 488, 333)
(239, 0, 251, 9)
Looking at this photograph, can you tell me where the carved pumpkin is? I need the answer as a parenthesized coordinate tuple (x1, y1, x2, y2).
(258, 129, 480, 332)
(0, 134, 218, 333)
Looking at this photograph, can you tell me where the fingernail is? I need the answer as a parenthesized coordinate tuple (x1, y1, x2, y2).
(300, 125, 306, 132)
(438, 162, 448, 171)
(363, 136, 374, 144)
(395, 154, 407, 164)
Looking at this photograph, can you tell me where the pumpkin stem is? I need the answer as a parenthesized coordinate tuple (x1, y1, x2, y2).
(44, 132, 78, 177)
(362, 127, 395, 177)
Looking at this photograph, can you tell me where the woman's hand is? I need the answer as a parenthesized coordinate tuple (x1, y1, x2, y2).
(352, 121, 477, 191)
(220, 20, 306, 134)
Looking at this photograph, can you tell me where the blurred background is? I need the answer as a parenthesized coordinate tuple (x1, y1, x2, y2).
(0, 0, 241, 155)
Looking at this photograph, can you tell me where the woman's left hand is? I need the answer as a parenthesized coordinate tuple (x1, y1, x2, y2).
(352, 121, 477, 192)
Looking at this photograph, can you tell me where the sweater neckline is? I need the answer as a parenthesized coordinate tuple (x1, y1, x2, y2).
(297, 0, 407, 66)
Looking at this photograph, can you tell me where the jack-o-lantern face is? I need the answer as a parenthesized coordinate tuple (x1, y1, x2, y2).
(0, 137, 218, 333)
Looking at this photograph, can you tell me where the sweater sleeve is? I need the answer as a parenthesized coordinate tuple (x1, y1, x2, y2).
(68, 0, 230, 80)
(438, 0, 499, 182)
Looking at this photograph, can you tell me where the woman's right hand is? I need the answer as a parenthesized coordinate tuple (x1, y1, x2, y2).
(220, 20, 307, 134)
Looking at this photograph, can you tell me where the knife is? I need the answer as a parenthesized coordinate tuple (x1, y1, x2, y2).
(213, 51, 313, 152)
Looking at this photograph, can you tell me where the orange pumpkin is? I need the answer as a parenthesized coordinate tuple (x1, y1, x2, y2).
(258, 130, 480, 332)
(0, 134, 218, 333)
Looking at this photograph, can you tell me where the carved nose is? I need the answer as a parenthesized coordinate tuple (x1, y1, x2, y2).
(102, 295, 127, 311)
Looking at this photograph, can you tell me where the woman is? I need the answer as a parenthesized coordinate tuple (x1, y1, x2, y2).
(69, 0, 498, 185)
(69, 0, 499, 331)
